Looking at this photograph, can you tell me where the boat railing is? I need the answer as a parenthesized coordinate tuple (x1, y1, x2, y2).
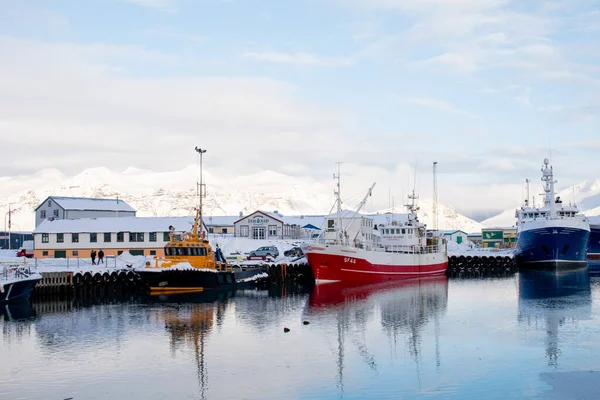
(1, 264, 35, 280)
(145, 256, 232, 272)
(373, 244, 446, 254)
(310, 238, 446, 255)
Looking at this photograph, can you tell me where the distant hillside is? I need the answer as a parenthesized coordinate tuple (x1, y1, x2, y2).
(1, 166, 481, 232)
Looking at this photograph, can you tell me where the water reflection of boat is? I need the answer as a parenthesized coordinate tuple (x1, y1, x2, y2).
(305, 276, 448, 393)
(307, 276, 448, 312)
(0, 300, 36, 321)
(518, 268, 592, 367)
(153, 294, 231, 400)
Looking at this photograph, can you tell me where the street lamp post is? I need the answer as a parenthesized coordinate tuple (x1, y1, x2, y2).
(194, 147, 207, 237)
(4, 205, 12, 250)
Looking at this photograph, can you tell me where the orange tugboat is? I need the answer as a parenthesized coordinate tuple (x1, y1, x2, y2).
(136, 147, 265, 294)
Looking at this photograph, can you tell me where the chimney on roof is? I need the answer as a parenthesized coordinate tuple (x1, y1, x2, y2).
(239, 211, 243, 217)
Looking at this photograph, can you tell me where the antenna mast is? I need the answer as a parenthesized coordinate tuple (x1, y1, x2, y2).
(334, 162, 343, 237)
(433, 161, 438, 234)
(525, 178, 530, 206)
(195, 146, 207, 237)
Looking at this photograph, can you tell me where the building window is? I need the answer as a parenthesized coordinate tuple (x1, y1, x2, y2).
(42, 251, 48, 256)
(42, 233, 49, 243)
(117, 232, 124, 242)
(129, 232, 144, 242)
(118, 250, 123, 255)
(72, 233, 79, 243)
(269, 225, 278, 237)
(104, 233, 111, 242)
(150, 250, 156, 256)
(241, 226, 249, 237)
(53, 209, 59, 217)
(163, 232, 170, 241)
(48, 200, 52, 207)
(56, 233, 64, 243)
(90, 233, 97, 242)
(208, 227, 214, 233)
(222, 228, 228, 234)
(41, 210, 46, 218)
(73, 251, 79, 256)
(149, 232, 157, 242)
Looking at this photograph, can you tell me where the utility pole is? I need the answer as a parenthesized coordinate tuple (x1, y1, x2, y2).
(433, 161, 438, 235)
(195, 147, 207, 237)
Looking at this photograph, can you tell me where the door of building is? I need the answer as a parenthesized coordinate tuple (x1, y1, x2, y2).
(54, 250, 66, 258)
(252, 227, 265, 240)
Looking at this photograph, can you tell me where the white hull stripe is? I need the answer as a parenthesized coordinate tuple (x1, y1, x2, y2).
(524, 259, 587, 264)
(340, 268, 447, 275)
(315, 279, 341, 284)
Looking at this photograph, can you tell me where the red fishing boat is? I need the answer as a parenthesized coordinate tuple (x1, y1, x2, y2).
(303, 168, 448, 283)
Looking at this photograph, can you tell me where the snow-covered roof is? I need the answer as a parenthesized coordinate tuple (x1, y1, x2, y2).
(203, 215, 238, 226)
(441, 230, 469, 235)
(38, 196, 136, 212)
(35, 216, 197, 234)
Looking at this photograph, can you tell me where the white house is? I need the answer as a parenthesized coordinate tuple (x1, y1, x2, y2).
(233, 211, 302, 240)
(442, 230, 469, 245)
(33, 216, 200, 259)
(35, 196, 136, 227)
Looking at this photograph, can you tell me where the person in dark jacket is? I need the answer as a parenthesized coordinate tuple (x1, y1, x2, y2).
(98, 249, 104, 264)
(91, 250, 97, 265)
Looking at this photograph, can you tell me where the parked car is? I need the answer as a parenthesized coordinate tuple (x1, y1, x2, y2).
(284, 247, 304, 258)
(249, 246, 279, 259)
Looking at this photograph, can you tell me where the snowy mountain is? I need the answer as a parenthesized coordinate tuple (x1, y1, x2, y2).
(1, 166, 481, 232)
(481, 178, 600, 228)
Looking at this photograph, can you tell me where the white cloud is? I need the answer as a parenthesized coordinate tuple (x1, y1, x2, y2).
(0, 35, 350, 177)
(243, 51, 354, 67)
(348, 0, 599, 85)
(399, 97, 482, 120)
(416, 53, 477, 73)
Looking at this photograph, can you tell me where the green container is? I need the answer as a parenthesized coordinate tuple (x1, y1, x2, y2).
(482, 230, 503, 240)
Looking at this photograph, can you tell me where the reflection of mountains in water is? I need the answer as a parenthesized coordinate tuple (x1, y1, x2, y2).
(518, 268, 592, 367)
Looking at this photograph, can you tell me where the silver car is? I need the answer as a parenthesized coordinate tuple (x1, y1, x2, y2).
(249, 246, 279, 258)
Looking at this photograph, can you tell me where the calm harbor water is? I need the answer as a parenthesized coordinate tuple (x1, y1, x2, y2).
(2, 268, 600, 400)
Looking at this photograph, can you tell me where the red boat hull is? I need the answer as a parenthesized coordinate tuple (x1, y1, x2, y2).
(306, 251, 448, 282)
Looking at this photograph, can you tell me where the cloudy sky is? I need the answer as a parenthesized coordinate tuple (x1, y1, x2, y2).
(1, 0, 599, 219)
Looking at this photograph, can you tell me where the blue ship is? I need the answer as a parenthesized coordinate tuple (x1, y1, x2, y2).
(515, 159, 590, 269)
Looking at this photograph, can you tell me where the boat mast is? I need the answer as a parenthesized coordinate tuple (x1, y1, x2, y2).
(525, 178, 530, 207)
(432, 161, 438, 235)
(334, 162, 343, 241)
(541, 158, 556, 217)
(195, 146, 207, 237)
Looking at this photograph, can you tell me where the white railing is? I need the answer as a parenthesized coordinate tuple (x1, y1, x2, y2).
(373, 244, 446, 254)
(1, 264, 36, 281)
(309, 238, 446, 255)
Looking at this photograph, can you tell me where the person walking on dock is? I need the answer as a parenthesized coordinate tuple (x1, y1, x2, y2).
(98, 249, 104, 264)
(91, 250, 97, 265)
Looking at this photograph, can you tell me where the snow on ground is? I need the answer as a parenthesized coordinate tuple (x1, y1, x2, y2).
(0, 237, 308, 275)
(208, 234, 306, 262)
(447, 240, 515, 257)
